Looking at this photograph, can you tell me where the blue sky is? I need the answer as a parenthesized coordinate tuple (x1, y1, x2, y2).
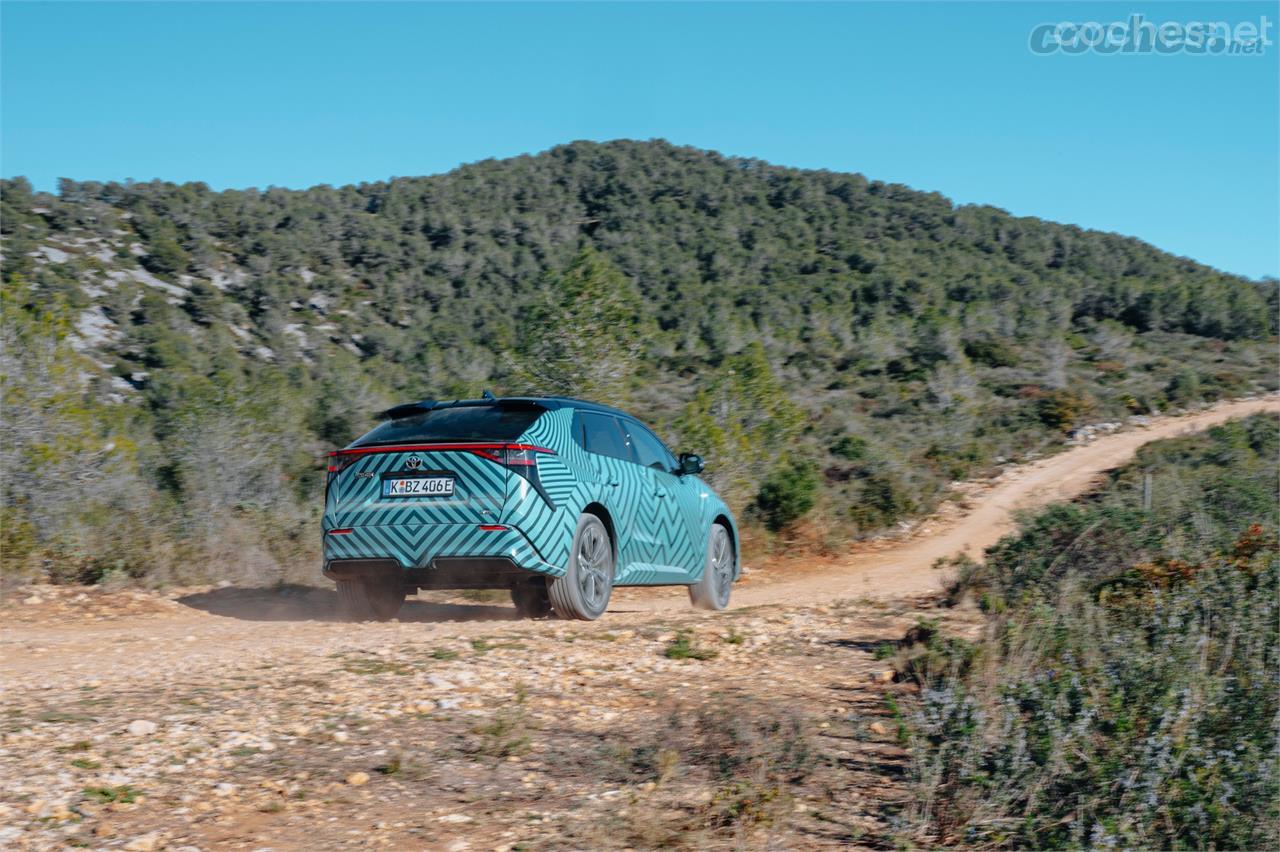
(2, 1, 1277, 278)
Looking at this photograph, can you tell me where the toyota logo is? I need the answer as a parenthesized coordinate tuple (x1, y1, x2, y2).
(404, 456, 423, 471)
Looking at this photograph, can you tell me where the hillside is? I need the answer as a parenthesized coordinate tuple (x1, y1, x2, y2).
(2, 140, 1276, 582)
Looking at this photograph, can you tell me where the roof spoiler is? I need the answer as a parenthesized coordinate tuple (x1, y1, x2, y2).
(376, 399, 438, 421)
(375, 394, 550, 421)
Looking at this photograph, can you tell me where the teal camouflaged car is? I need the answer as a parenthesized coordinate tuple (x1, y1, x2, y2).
(323, 396, 739, 621)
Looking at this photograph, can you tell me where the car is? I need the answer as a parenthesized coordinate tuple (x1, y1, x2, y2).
(322, 395, 739, 621)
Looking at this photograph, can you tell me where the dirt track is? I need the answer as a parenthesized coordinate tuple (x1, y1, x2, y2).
(0, 398, 1275, 850)
(731, 395, 1280, 605)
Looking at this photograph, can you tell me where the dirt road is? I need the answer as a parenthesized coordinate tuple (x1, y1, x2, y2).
(0, 398, 1274, 850)
(730, 395, 1280, 605)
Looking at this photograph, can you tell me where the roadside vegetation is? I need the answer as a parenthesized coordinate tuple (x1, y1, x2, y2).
(894, 414, 1279, 848)
(2, 140, 1276, 585)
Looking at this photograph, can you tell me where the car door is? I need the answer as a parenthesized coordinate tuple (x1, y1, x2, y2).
(577, 411, 649, 571)
(623, 419, 703, 576)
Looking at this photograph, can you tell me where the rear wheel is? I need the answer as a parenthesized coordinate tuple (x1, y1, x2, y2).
(689, 523, 734, 611)
(511, 581, 552, 619)
(548, 513, 614, 620)
(336, 577, 406, 622)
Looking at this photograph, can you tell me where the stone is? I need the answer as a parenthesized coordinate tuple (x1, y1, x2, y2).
(126, 720, 158, 736)
(869, 721, 889, 735)
(438, 813, 473, 823)
(346, 771, 370, 787)
(123, 834, 161, 851)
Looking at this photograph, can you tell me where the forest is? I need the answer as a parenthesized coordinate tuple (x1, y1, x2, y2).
(1, 139, 1275, 583)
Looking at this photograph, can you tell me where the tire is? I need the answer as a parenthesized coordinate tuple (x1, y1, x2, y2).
(336, 577, 405, 622)
(689, 523, 734, 611)
(547, 513, 614, 621)
(511, 581, 552, 619)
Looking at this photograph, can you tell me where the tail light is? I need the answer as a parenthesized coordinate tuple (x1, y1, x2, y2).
(327, 451, 358, 481)
(472, 444, 555, 507)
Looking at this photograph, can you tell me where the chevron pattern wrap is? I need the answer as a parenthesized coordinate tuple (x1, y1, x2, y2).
(322, 402, 738, 588)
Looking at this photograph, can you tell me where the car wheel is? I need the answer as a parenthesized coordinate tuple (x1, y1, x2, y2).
(511, 580, 552, 619)
(689, 523, 734, 611)
(548, 513, 614, 620)
(336, 577, 405, 622)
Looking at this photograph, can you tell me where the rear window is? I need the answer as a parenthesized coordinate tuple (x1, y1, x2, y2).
(352, 404, 544, 447)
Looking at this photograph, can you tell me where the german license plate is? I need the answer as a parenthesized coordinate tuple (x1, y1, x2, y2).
(382, 476, 454, 497)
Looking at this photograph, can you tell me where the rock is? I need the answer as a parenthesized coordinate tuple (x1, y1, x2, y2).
(436, 698, 462, 710)
(126, 719, 158, 736)
(213, 782, 237, 797)
(346, 771, 370, 787)
(123, 834, 161, 851)
(95, 822, 117, 838)
(874, 670, 895, 683)
(438, 813, 473, 823)
(869, 721, 889, 735)
(332, 731, 350, 743)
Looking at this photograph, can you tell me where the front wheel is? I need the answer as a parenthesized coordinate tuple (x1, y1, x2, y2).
(689, 523, 734, 611)
(547, 514, 614, 620)
(336, 577, 406, 622)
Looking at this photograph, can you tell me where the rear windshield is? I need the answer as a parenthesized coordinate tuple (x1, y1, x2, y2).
(351, 404, 544, 447)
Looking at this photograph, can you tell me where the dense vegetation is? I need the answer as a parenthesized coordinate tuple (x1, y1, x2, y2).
(896, 415, 1279, 848)
(1, 140, 1275, 583)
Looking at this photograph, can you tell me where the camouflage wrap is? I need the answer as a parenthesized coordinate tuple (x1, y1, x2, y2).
(322, 404, 738, 586)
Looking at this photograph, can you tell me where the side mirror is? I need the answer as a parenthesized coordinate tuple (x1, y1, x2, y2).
(677, 453, 704, 476)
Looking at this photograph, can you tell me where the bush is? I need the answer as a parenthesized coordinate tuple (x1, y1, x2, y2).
(831, 434, 869, 460)
(898, 415, 1280, 849)
(1036, 389, 1092, 431)
(753, 460, 819, 532)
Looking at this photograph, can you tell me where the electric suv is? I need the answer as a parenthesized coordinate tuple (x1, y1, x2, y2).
(323, 396, 739, 621)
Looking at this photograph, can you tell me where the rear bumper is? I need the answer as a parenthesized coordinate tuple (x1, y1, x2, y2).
(322, 523, 563, 582)
(325, 556, 545, 590)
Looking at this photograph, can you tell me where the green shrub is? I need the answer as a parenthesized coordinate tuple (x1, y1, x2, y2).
(1036, 389, 1092, 431)
(753, 460, 819, 532)
(831, 435, 869, 460)
(899, 414, 1280, 849)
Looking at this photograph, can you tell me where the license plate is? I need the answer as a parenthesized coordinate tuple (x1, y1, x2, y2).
(382, 476, 454, 497)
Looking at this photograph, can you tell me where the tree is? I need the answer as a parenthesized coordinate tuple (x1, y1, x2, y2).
(508, 246, 647, 402)
(674, 342, 806, 514)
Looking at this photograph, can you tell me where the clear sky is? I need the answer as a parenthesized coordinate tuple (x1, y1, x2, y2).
(2, 1, 1277, 278)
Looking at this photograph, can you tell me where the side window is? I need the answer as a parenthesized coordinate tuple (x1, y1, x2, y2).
(624, 420, 677, 472)
(579, 412, 631, 462)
